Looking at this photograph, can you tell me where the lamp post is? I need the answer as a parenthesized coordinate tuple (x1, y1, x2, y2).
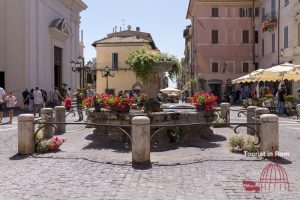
(101, 66, 115, 93)
(70, 57, 92, 88)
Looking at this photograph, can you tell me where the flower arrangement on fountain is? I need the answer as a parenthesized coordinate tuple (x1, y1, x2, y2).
(85, 93, 135, 112)
(192, 93, 218, 111)
(85, 93, 106, 112)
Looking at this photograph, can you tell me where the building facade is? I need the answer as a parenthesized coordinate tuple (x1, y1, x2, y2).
(186, 0, 256, 100)
(92, 26, 159, 95)
(257, 0, 300, 96)
(0, 0, 87, 104)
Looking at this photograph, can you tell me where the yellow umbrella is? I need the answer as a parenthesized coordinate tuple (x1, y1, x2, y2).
(232, 69, 264, 84)
(254, 63, 296, 82)
(282, 65, 300, 81)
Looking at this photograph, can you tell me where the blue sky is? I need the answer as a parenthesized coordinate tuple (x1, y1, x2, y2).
(81, 0, 190, 65)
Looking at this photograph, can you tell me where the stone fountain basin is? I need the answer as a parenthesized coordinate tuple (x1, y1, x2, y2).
(152, 61, 174, 73)
(87, 109, 217, 145)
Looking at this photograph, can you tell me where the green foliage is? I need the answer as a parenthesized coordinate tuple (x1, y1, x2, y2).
(59, 83, 68, 98)
(229, 135, 260, 153)
(126, 47, 180, 81)
(36, 140, 49, 153)
(264, 94, 274, 100)
(229, 135, 245, 151)
(285, 95, 297, 103)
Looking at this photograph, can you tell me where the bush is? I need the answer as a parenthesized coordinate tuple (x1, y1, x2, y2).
(285, 95, 297, 103)
(229, 135, 260, 153)
(229, 135, 245, 152)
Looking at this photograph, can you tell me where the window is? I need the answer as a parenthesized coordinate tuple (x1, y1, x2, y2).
(212, 62, 219, 73)
(255, 31, 259, 43)
(242, 30, 249, 44)
(255, 7, 259, 17)
(240, 8, 252, 17)
(271, 0, 276, 12)
(211, 30, 219, 44)
(212, 8, 219, 17)
(242, 62, 249, 73)
(284, 26, 289, 49)
(262, 8, 265, 22)
(284, 0, 289, 6)
(112, 53, 118, 70)
(272, 33, 276, 53)
(262, 39, 265, 56)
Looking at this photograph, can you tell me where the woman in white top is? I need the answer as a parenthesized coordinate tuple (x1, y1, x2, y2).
(5, 90, 17, 124)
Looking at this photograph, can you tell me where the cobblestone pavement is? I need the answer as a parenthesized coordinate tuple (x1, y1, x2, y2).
(0, 107, 300, 199)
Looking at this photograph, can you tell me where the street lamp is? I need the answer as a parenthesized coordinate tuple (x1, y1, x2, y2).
(101, 66, 115, 93)
(70, 56, 92, 88)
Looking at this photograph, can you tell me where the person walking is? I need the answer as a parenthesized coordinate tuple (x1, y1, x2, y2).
(86, 84, 95, 98)
(0, 87, 5, 123)
(40, 89, 48, 108)
(278, 84, 286, 117)
(29, 89, 34, 112)
(52, 87, 64, 107)
(5, 90, 17, 124)
(22, 88, 30, 112)
(33, 87, 44, 117)
(74, 89, 84, 121)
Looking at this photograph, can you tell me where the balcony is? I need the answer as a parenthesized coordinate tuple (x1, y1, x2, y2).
(260, 12, 277, 32)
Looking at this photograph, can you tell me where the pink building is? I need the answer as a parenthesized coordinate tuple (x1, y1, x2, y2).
(186, 0, 257, 100)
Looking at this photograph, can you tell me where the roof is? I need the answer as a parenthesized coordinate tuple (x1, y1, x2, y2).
(92, 30, 157, 49)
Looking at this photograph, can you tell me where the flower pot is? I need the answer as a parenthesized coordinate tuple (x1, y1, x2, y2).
(196, 105, 204, 112)
(94, 103, 102, 112)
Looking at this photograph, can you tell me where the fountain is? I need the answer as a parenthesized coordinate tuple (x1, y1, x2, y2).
(87, 54, 217, 145)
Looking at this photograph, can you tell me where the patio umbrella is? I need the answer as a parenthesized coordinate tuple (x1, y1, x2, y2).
(282, 65, 300, 81)
(253, 63, 296, 82)
(232, 69, 265, 84)
(160, 87, 182, 95)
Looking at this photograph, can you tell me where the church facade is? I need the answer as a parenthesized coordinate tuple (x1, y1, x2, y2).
(0, 0, 87, 103)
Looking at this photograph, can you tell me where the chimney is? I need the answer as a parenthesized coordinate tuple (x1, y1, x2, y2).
(120, 27, 122, 32)
(127, 25, 132, 31)
(136, 27, 140, 32)
(115, 26, 117, 32)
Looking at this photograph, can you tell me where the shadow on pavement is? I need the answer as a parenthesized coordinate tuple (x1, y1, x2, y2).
(266, 157, 292, 165)
(9, 153, 30, 160)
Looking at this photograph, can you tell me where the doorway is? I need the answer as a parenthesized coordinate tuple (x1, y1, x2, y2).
(209, 84, 221, 101)
(0, 72, 5, 89)
(54, 46, 62, 88)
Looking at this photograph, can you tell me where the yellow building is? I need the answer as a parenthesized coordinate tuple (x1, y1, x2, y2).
(92, 26, 157, 95)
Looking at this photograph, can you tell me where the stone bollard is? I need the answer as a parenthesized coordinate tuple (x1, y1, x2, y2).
(40, 108, 54, 138)
(255, 108, 270, 134)
(18, 114, 35, 154)
(260, 114, 279, 155)
(54, 106, 66, 134)
(131, 116, 150, 164)
(247, 106, 257, 135)
(220, 103, 230, 122)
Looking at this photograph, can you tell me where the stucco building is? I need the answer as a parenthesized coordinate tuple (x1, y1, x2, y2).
(92, 26, 161, 95)
(257, 0, 300, 97)
(186, 0, 256, 99)
(0, 0, 87, 104)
